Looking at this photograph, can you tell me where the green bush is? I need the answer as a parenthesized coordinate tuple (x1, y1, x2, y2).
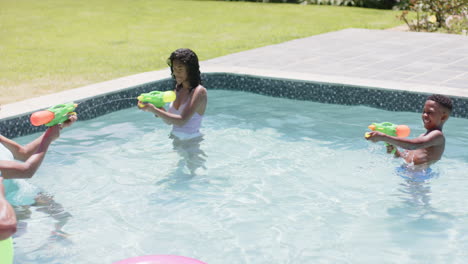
(304, 0, 396, 9)
(221, 0, 301, 2)
(399, 0, 468, 34)
(219, 0, 398, 9)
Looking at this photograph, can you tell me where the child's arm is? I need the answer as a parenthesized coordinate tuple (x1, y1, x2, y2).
(0, 126, 59, 179)
(139, 87, 207, 126)
(366, 130, 444, 150)
(0, 115, 77, 161)
(0, 134, 45, 161)
(151, 107, 172, 125)
(0, 178, 17, 240)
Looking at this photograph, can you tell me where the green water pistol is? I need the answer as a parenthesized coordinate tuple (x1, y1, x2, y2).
(365, 122, 411, 138)
(0, 237, 13, 264)
(137, 90, 176, 108)
(365, 122, 411, 154)
(30, 103, 78, 127)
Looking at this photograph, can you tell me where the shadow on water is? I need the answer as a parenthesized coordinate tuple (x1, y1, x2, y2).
(13, 192, 73, 241)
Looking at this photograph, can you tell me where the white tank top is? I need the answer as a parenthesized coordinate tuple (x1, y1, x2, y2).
(168, 99, 203, 140)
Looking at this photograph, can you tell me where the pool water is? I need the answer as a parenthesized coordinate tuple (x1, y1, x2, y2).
(11, 90, 468, 264)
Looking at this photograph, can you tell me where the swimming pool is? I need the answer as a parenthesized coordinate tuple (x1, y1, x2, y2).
(11, 90, 468, 263)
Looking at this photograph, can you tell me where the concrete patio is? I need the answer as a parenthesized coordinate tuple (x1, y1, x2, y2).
(203, 28, 468, 95)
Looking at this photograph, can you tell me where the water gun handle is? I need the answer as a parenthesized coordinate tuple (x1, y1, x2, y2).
(385, 143, 397, 155)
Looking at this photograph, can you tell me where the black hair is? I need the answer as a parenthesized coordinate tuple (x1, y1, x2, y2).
(427, 94, 453, 113)
(167, 48, 202, 93)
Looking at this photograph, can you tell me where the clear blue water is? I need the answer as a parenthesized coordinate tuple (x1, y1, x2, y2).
(11, 90, 468, 264)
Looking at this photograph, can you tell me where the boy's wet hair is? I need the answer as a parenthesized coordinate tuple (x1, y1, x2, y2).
(427, 94, 453, 113)
(167, 48, 202, 92)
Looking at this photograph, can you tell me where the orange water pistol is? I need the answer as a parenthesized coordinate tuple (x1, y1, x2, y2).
(30, 103, 78, 126)
(365, 122, 411, 154)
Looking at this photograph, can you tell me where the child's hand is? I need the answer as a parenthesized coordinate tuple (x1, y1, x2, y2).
(61, 114, 78, 129)
(137, 101, 159, 113)
(386, 144, 396, 154)
(365, 131, 385, 142)
(138, 102, 167, 120)
(44, 125, 61, 142)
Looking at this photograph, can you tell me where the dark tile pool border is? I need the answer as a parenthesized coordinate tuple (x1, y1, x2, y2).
(1, 73, 466, 138)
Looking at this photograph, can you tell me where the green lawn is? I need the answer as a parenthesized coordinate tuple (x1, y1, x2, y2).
(0, 0, 402, 104)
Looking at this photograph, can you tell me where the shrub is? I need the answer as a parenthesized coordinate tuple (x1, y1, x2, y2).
(303, 0, 396, 9)
(399, 0, 468, 34)
(219, 0, 399, 9)
(221, 0, 301, 2)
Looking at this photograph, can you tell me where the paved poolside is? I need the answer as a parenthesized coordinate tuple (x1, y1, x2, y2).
(202, 28, 468, 95)
(1, 28, 467, 120)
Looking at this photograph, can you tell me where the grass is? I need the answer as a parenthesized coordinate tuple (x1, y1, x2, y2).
(0, 0, 403, 104)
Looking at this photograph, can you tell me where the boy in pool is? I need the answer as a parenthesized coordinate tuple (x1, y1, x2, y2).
(366, 94, 452, 170)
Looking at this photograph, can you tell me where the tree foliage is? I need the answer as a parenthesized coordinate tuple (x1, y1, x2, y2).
(399, 0, 468, 33)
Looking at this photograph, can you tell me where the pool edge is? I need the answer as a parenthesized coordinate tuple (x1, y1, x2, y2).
(1, 68, 467, 138)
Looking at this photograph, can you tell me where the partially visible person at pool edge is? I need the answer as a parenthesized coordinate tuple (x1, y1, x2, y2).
(0, 115, 77, 239)
(0, 178, 16, 240)
(138, 48, 207, 140)
(366, 94, 452, 170)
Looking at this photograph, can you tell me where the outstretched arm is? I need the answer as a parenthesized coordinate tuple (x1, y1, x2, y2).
(0, 134, 46, 161)
(0, 126, 60, 179)
(366, 130, 444, 150)
(0, 115, 77, 161)
(0, 178, 16, 240)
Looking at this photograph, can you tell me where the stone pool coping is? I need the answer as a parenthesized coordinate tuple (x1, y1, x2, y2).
(1, 65, 467, 120)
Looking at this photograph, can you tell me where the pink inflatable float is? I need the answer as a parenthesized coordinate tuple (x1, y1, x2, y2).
(113, 255, 207, 264)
